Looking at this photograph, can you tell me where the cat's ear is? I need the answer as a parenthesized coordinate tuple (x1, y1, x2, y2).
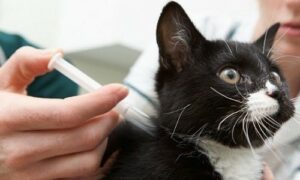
(254, 23, 280, 54)
(156, 1, 205, 72)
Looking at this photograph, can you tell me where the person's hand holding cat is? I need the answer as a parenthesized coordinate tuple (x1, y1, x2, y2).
(0, 46, 128, 179)
(262, 164, 274, 180)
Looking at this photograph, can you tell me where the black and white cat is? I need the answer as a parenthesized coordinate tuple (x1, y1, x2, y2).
(104, 2, 294, 180)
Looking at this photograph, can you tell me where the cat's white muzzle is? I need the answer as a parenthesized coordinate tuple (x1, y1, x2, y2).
(247, 89, 279, 121)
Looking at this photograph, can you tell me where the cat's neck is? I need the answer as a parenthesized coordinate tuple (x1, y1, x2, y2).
(196, 139, 263, 180)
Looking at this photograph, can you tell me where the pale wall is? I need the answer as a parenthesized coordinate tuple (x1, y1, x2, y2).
(0, 0, 257, 52)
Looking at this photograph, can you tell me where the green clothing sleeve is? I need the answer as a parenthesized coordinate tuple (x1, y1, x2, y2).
(0, 31, 78, 98)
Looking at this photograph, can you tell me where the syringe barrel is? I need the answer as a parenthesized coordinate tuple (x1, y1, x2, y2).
(49, 54, 103, 92)
(48, 53, 154, 135)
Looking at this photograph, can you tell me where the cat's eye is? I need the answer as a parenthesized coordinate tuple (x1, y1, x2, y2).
(218, 68, 240, 84)
(271, 72, 282, 86)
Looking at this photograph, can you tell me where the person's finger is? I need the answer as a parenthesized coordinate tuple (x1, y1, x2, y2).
(0, 47, 62, 93)
(64, 150, 120, 180)
(100, 150, 120, 176)
(8, 141, 107, 179)
(262, 163, 274, 180)
(0, 84, 128, 131)
(3, 112, 119, 168)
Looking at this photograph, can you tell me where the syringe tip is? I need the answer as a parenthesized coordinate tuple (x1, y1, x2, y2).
(124, 107, 156, 136)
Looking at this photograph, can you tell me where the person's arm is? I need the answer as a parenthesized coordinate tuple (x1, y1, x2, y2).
(0, 31, 78, 98)
(0, 47, 128, 179)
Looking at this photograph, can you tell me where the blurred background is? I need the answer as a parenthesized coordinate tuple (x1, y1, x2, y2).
(0, 0, 257, 84)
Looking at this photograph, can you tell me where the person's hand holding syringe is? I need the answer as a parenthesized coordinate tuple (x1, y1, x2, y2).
(48, 53, 154, 135)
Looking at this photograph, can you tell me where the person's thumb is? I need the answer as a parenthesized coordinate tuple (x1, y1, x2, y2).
(0, 46, 62, 93)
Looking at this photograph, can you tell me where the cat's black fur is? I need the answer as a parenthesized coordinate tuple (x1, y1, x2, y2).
(103, 2, 294, 179)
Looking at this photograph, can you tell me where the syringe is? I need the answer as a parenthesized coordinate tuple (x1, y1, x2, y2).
(48, 53, 154, 135)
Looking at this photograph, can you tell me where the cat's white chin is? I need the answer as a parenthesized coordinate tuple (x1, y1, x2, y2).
(246, 89, 279, 121)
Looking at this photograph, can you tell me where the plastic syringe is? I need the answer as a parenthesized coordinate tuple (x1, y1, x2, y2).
(48, 53, 154, 135)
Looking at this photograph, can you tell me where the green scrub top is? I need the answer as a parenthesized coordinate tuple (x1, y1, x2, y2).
(0, 31, 78, 98)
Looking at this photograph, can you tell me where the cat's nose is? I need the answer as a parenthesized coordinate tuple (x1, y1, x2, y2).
(267, 89, 280, 99)
(266, 80, 280, 99)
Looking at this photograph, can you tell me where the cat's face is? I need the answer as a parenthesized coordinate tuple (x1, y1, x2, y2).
(155, 2, 295, 148)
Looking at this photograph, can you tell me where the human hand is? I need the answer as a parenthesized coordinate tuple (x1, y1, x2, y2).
(0, 47, 128, 179)
(262, 163, 274, 180)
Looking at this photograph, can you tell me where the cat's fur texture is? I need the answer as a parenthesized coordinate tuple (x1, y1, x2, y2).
(104, 2, 295, 180)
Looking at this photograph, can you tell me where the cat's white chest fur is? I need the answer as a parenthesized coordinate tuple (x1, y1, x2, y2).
(198, 140, 263, 180)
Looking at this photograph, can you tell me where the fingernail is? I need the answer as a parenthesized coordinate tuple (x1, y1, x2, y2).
(112, 84, 129, 100)
(118, 86, 129, 97)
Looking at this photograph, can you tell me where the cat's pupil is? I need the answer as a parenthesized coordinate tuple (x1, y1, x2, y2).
(227, 70, 235, 79)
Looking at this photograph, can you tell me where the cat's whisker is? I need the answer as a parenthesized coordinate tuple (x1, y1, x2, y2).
(262, 29, 268, 55)
(263, 116, 281, 129)
(164, 103, 192, 115)
(290, 97, 299, 102)
(175, 151, 194, 163)
(256, 121, 274, 144)
(242, 113, 258, 158)
(251, 114, 267, 139)
(292, 115, 300, 122)
(273, 55, 300, 62)
(267, 28, 289, 57)
(171, 104, 191, 138)
(250, 116, 276, 161)
(253, 109, 281, 130)
(253, 121, 270, 151)
(210, 87, 243, 104)
(292, 110, 300, 116)
(217, 107, 247, 130)
(272, 48, 300, 57)
(247, 118, 259, 158)
(257, 123, 285, 163)
(260, 120, 287, 149)
(290, 116, 300, 125)
(194, 123, 208, 138)
(234, 83, 247, 100)
(250, 109, 287, 163)
(242, 78, 250, 96)
(290, 98, 298, 103)
(231, 111, 246, 144)
(270, 50, 300, 64)
(250, 110, 271, 137)
(187, 123, 208, 142)
(223, 40, 234, 56)
(264, 115, 281, 127)
(291, 111, 300, 121)
(265, 0, 286, 57)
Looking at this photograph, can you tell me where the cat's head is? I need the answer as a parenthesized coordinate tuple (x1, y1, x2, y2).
(155, 2, 295, 148)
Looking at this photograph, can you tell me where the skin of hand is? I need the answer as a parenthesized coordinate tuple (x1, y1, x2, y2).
(0, 46, 128, 180)
(262, 164, 275, 180)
